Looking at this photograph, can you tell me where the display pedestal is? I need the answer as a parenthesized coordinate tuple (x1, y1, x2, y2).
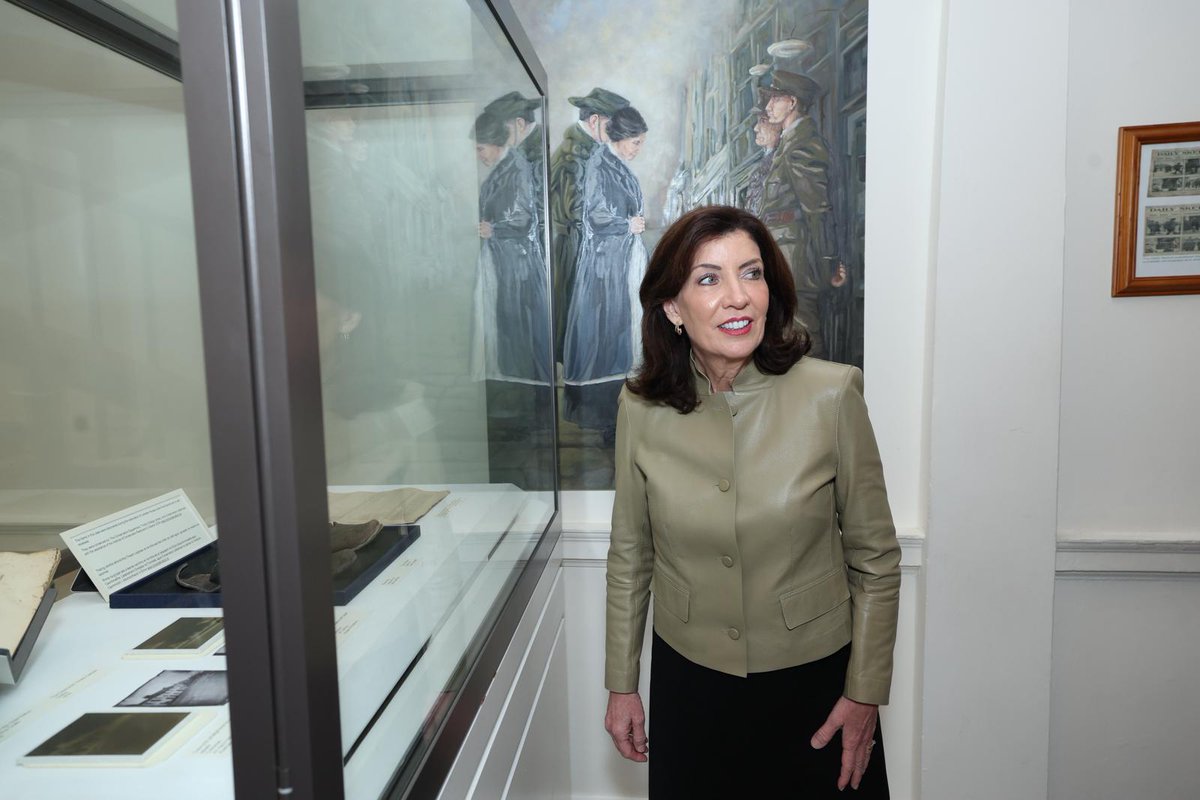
(0, 484, 552, 800)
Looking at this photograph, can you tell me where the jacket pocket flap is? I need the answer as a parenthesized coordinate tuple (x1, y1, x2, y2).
(779, 570, 850, 630)
(652, 572, 690, 623)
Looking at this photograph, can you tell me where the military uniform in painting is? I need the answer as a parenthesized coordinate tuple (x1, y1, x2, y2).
(561, 143, 647, 433)
(760, 118, 836, 359)
(548, 123, 597, 361)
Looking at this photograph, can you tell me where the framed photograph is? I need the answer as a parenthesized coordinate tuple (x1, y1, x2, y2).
(1112, 121, 1200, 296)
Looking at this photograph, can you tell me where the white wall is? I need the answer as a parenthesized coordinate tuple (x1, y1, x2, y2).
(1051, 570, 1200, 799)
(1048, 2, 1200, 797)
(919, 0, 1069, 795)
(1057, 0, 1200, 541)
(861, 0, 943, 537)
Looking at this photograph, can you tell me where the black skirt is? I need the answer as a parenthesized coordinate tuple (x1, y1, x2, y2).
(648, 633, 890, 799)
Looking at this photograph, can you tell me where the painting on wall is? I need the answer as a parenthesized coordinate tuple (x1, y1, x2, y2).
(511, 0, 869, 489)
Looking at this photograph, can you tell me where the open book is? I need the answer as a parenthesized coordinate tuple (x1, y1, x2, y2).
(0, 549, 61, 684)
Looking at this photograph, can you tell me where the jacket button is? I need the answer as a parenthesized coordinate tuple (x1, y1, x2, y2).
(727, 627, 740, 640)
(721, 555, 734, 567)
(718, 479, 731, 492)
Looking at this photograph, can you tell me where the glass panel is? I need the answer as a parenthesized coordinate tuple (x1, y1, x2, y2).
(296, 2, 556, 796)
(0, 2, 231, 798)
(104, 0, 178, 37)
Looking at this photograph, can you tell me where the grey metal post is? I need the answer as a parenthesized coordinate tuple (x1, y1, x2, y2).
(177, 1, 342, 798)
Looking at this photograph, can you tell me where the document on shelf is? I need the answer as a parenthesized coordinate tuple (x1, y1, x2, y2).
(60, 489, 214, 601)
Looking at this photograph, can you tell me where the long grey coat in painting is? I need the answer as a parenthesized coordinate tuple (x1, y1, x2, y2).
(471, 148, 553, 385)
(561, 144, 647, 388)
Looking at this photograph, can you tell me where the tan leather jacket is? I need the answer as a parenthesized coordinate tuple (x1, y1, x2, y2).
(605, 356, 901, 704)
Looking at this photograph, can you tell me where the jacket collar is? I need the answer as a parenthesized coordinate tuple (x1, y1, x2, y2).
(689, 351, 771, 395)
(778, 115, 816, 148)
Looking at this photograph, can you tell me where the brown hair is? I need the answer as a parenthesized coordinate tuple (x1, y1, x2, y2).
(627, 205, 809, 413)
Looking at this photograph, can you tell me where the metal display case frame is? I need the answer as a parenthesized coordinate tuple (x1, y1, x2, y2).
(5, 1, 560, 798)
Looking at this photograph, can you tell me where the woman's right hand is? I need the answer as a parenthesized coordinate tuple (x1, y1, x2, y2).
(604, 690, 649, 762)
(628, 216, 646, 235)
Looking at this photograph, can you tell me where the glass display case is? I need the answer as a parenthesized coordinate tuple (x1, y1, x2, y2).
(0, 0, 235, 795)
(0, 1, 558, 798)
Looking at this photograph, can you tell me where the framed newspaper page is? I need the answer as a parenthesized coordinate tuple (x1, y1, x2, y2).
(1113, 121, 1200, 296)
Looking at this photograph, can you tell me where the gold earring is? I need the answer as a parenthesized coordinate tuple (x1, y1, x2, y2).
(674, 324, 682, 336)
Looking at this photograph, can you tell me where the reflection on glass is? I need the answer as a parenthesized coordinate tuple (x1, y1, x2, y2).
(297, 2, 556, 796)
(472, 107, 554, 489)
(0, 3, 228, 798)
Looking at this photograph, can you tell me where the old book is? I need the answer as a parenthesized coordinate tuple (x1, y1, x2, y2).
(0, 549, 61, 684)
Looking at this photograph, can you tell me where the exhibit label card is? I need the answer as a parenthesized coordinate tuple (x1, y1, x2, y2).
(60, 490, 214, 602)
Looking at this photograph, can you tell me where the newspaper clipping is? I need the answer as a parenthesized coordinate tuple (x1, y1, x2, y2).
(1148, 147, 1200, 197)
(1142, 203, 1200, 257)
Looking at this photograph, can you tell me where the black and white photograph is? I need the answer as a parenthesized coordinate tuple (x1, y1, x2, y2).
(23, 711, 191, 760)
(132, 617, 223, 653)
(1150, 235, 1180, 253)
(117, 670, 229, 708)
(1148, 145, 1200, 195)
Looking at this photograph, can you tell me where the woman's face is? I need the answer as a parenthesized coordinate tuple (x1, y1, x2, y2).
(612, 133, 646, 161)
(475, 143, 505, 167)
(663, 230, 770, 379)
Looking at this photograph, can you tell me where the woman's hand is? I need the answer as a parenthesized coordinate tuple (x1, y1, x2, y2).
(479, 221, 494, 239)
(811, 695, 879, 790)
(628, 216, 646, 234)
(604, 690, 648, 762)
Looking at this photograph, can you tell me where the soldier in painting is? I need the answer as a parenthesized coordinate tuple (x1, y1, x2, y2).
(745, 108, 783, 217)
(758, 68, 841, 359)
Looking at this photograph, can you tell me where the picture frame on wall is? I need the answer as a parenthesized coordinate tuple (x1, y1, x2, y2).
(1112, 120, 1200, 297)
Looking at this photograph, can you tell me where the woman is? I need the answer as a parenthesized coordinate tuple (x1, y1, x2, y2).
(604, 206, 900, 798)
(561, 105, 649, 440)
(470, 111, 555, 489)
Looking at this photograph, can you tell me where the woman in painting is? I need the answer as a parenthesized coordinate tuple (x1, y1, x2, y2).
(603, 205, 900, 798)
(561, 105, 649, 443)
(470, 112, 554, 489)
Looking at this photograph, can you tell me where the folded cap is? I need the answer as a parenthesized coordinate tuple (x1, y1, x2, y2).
(759, 69, 821, 106)
(484, 91, 541, 119)
(567, 87, 630, 116)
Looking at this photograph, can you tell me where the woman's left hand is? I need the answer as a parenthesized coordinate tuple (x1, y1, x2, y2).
(810, 695, 879, 790)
